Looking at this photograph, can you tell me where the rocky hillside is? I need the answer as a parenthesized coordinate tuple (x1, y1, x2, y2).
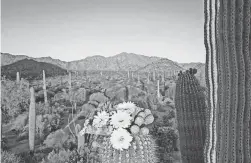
(1, 52, 161, 71)
(1, 53, 205, 76)
(1, 53, 68, 69)
(137, 58, 184, 73)
(1, 59, 68, 80)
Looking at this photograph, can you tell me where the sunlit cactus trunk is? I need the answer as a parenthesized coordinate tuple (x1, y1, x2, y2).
(204, 0, 251, 163)
(175, 71, 207, 163)
(16, 72, 20, 83)
(42, 70, 48, 105)
(29, 87, 36, 153)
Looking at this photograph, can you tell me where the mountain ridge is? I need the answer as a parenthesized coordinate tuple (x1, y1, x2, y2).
(1, 52, 205, 72)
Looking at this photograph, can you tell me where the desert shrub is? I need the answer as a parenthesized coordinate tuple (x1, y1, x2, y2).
(150, 124, 179, 163)
(10, 113, 28, 133)
(1, 136, 8, 151)
(89, 92, 108, 104)
(43, 129, 69, 150)
(162, 115, 174, 127)
(36, 113, 62, 139)
(35, 102, 51, 115)
(41, 149, 78, 163)
(1, 150, 23, 163)
(1, 80, 30, 123)
(36, 90, 55, 103)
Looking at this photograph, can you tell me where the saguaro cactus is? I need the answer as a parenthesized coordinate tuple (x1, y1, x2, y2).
(69, 71, 72, 90)
(42, 70, 48, 105)
(204, 0, 251, 163)
(147, 72, 150, 84)
(175, 70, 207, 163)
(162, 71, 165, 83)
(157, 80, 160, 98)
(153, 71, 156, 81)
(29, 87, 36, 152)
(16, 72, 20, 83)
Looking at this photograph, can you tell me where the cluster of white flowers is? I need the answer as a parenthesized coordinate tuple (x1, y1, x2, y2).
(79, 101, 153, 151)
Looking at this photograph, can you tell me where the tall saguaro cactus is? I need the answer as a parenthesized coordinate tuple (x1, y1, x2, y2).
(29, 87, 36, 152)
(204, 0, 251, 163)
(16, 72, 20, 83)
(42, 70, 48, 105)
(175, 70, 207, 163)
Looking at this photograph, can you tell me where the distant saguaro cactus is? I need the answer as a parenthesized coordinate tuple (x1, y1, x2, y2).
(175, 70, 207, 163)
(29, 87, 36, 152)
(69, 71, 72, 90)
(16, 72, 20, 83)
(204, 0, 251, 162)
(162, 71, 165, 83)
(147, 72, 150, 84)
(153, 71, 156, 81)
(128, 70, 130, 79)
(42, 70, 48, 105)
(157, 80, 160, 98)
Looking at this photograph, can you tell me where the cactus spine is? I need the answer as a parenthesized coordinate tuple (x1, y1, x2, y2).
(204, 0, 251, 163)
(16, 72, 20, 83)
(175, 70, 207, 163)
(42, 70, 48, 105)
(99, 135, 157, 163)
(29, 87, 36, 152)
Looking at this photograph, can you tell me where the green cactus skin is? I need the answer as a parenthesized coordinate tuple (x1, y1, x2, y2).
(16, 72, 20, 83)
(175, 71, 207, 163)
(42, 70, 48, 105)
(204, 0, 251, 163)
(99, 135, 158, 163)
(29, 87, 36, 152)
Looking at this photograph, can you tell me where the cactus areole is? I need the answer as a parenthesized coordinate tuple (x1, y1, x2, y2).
(204, 0, 251, 163)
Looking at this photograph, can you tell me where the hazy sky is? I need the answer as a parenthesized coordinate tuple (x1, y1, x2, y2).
(1, 0, 205, 63)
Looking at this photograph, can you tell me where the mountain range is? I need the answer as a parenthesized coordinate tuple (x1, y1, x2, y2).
(1, 52, 205, 74)
(1, 58, 67, 80)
